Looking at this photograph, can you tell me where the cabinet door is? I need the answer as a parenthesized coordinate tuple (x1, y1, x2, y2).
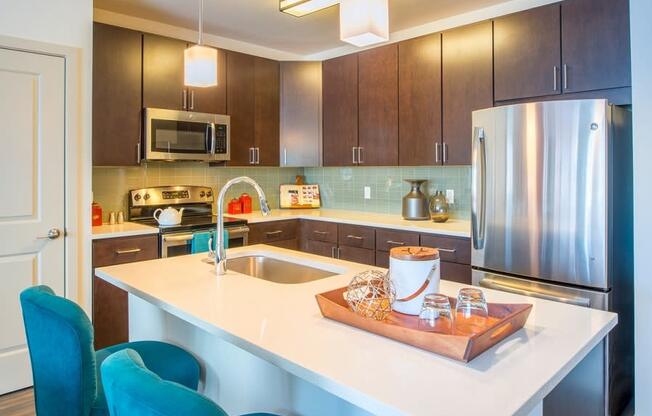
(143, 34, 186, 110)
(189, 48, 227, 114)
(358, 44, 398, 166)
(322, 54, 358, 166)
(304, 239, 337, 258)
(561, 0, 631, 93)
(398, 33, 442, 166)
(93, 23, 143, 166)
(338, 246, 376, 266)
(301, 220, 338, 244)
(420, 234, 471, 264)
(248, 220, 299, 244)
(338, 224, 375, 250)
(442, 21, 493, 165)
(254, 57, 280, 166)
(227, 51, 256, 166)
(494, 4, 561, 102)
(440, 262, 471, 285)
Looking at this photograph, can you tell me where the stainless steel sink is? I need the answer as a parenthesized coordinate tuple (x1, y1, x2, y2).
(227, 255, 337, 284)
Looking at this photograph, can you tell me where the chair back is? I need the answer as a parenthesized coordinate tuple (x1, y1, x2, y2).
(20, 285, 97, 416)
(101, 349, 228, 416)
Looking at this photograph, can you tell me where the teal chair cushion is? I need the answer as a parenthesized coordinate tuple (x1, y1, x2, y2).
(101, 349, 279, 416)
(20, 285, 201, 416)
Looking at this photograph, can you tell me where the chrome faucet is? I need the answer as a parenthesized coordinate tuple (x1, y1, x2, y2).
(215, 176, 270, 275)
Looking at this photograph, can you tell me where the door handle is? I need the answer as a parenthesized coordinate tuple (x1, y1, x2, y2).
(249, 148, 255, 164)
(386, 240, 405, 247)
(472, 127, 486, 249)
(346, 235, 363, 240)
(435, 142, 441, 163)
(265, 230, 283, 237)
(436, 247, 456, 253)
(37, 228, 61, 240)
(182, 90, 188, 110)
(563, 64, 568, 90)
(553, 66, 558, 91)
(358, 147, 364, 164)
(115, 248, 142, 255)
(190, 90, 195, 110)
(255, 147, 260, 165)
(136, 142, 141, 164)
(313, 230, 329, 236)
(442, 142, 449, 163)
(352, 147, 358, 164)
(479, 277, 591, 307)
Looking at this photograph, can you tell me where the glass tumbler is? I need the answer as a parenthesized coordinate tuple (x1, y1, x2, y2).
(418, 294, 453, 332)
(454, 288, 489, 335)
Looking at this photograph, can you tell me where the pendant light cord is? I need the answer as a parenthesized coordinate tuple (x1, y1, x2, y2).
(198, 0, 204, 45)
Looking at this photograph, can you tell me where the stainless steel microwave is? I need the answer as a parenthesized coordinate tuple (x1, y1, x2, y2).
(144, 108, 230, 162)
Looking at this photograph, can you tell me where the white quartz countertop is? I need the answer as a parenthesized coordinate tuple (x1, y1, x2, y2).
(232, 209, 471, 238)
(95, 245, 616, 416)
(91, 222, 159, 240)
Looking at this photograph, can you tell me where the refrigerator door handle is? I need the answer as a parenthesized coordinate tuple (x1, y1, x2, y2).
(478, 277, 591, 307)
(472, 127, 486, 249)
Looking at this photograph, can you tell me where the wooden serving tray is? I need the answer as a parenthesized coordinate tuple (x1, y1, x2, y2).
(316, 287, 532, 362)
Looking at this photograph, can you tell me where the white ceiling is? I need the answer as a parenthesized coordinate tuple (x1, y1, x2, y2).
(94, 0, 512, 56)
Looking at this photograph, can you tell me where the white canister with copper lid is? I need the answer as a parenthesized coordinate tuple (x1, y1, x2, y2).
(389, 246, 440, 315)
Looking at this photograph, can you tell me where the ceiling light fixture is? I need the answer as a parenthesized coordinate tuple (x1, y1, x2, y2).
(339, 0, 389, 47)
(184, 0, 217, 87)
(280, 0, 340, 17)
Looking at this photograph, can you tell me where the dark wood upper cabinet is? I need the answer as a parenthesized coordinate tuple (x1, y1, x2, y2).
(226, 51, 256, 166)
(442, 21, 493, 166)
(143, 34, 187, 110)
(254, 57, 280, 166)
(322, 54, 359, 166)
(398, 33, 442, 166)
(93, 23, 143, 166)
(561, 0, 631, 93)
(493, 4, 562, 101)
(188, 48, 227, 114)
(358, 44, 398, 166)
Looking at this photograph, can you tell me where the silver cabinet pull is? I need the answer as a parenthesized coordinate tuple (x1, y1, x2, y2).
(337, 247, 341, 259)
(436, 247, 456, 253)
(352, 147, 358, 164)
(563, 64, 568, 90)
(115, 248, 142, 255)
(331, 246, 337, 258)
(190, 90, 195, 110)
(265, 230, 283, 236)
(443, 142, 449, 163)
(553, 66, 558, 91)
(435, 142, 441, 163)
(283, 148, 288, 166)
(249, 148, 255, 164)
(37, 228, 61, 240)
(313, 230, 329, 235)
(358, 147, 364, 164)
(136, 142, 141, 164)
(386, 240, 405, 246)
(346, 235, 363, 240)
(255, 147, 260, 164)
(182, 89, 188, 110)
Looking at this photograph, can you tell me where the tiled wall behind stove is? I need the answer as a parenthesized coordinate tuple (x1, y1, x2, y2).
(92, 163, 302, 219)
(303, 166, 471, 219)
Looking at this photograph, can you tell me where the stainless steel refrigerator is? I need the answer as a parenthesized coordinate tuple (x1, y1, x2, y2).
(471, 99, 633, 416)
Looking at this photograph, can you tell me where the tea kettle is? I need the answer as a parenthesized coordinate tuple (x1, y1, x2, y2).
(153, 206, 185, 226)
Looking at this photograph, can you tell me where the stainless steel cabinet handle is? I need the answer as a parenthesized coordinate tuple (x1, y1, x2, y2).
(386, 240, 405, 246)
(265, 230, 283, 236)
(249, 148, 255, 164)
(563, 64, 568, 90)
(313, 230, 329, 235)
(472, 127, 486, 249)
(442, 142, 449, 163)
(346, 235, 363, 240)
(255, 147, 260, 164)
(331, 246, 337, 258)
(115, 248, 142, 255)
(553, 66, 558, 91)
(352, 147, 358, 164)
(358, 147, 364, 164)
(37, 228, 61, 240)
(436, 247, 456, 253)
(182, 90, 188, 109)
(337, 247, 341, 259)
(283, 148, 287, 166)
(479, 278, 591, 307)
(435, 142, 441, 163)
(190, 90, 195, 110)
(136, 142, 141, 164)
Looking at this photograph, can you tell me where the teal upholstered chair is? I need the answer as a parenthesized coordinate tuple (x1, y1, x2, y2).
(19, 285, 201, 416)
(101, 349, 278, 416)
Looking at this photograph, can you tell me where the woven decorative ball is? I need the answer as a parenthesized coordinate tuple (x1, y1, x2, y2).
(344, 270, 395, 321)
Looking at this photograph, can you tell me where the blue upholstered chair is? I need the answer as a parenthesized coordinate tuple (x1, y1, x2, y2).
(101, 349, 278, 416)
(19, 285, 201, 416)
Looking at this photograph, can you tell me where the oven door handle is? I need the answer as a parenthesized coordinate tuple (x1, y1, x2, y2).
(162, 234, 195, 243)
(225, 225, 250, 237)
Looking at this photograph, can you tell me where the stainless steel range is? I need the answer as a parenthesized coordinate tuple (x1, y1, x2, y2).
(128, 185, 249, 258)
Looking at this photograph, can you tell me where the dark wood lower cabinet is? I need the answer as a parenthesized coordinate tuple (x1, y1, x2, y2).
(338, 246, 376, 266)
(303, 239, 337, 258)
(440, 262, 472, 285)
(92, 235, 159, 350)
(248, 220, 299, 244)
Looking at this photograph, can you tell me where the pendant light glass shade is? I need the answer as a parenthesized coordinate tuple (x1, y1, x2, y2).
(280, 0, 340, 17)
(184, 45, 217, 87)
(185, 0, 217, 87)
(339, 0, 389, 47)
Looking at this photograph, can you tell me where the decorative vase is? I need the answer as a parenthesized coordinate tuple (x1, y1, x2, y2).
(429, 191, 449, 223)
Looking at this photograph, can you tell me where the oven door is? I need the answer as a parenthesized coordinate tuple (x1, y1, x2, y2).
(161, 226, 249, 258)
(145, 108, 230, 162)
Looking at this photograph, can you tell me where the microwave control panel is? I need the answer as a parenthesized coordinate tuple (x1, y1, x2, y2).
(215, 124, 228, 154)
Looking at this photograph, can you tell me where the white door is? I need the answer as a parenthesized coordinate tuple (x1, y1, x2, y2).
(0, 48, 65, 394)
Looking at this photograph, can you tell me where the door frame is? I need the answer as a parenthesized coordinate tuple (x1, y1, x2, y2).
(0, 34, 92, 314)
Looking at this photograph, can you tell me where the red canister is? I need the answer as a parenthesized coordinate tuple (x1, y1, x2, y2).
(227, 198, 242, 214)
(240, 193, 252, 213)
(92, 202, 103, 226)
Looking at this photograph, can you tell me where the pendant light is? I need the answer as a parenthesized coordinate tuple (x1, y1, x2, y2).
(280, 0, 340, 17)
(339, 0, 389, 47)
(184, 0, 217, 87)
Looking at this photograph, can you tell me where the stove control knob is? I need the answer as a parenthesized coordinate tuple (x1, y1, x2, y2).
(206, 191, 212, 197)
(134, 194, 141, 201)
(200, 191, 206, 197)
(144, 193, 150, 200)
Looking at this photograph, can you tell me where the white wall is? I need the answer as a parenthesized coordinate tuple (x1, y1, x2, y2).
(0, 0, 93, 312)
(630, 0, 652, 414)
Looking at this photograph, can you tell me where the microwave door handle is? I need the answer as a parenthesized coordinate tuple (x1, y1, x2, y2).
(210, 123, 216, 155)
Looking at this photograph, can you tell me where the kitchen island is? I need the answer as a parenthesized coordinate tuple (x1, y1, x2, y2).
(95, 245, 616, 416)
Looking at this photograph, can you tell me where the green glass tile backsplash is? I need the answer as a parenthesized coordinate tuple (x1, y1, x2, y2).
(92, 164, 470, 221)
